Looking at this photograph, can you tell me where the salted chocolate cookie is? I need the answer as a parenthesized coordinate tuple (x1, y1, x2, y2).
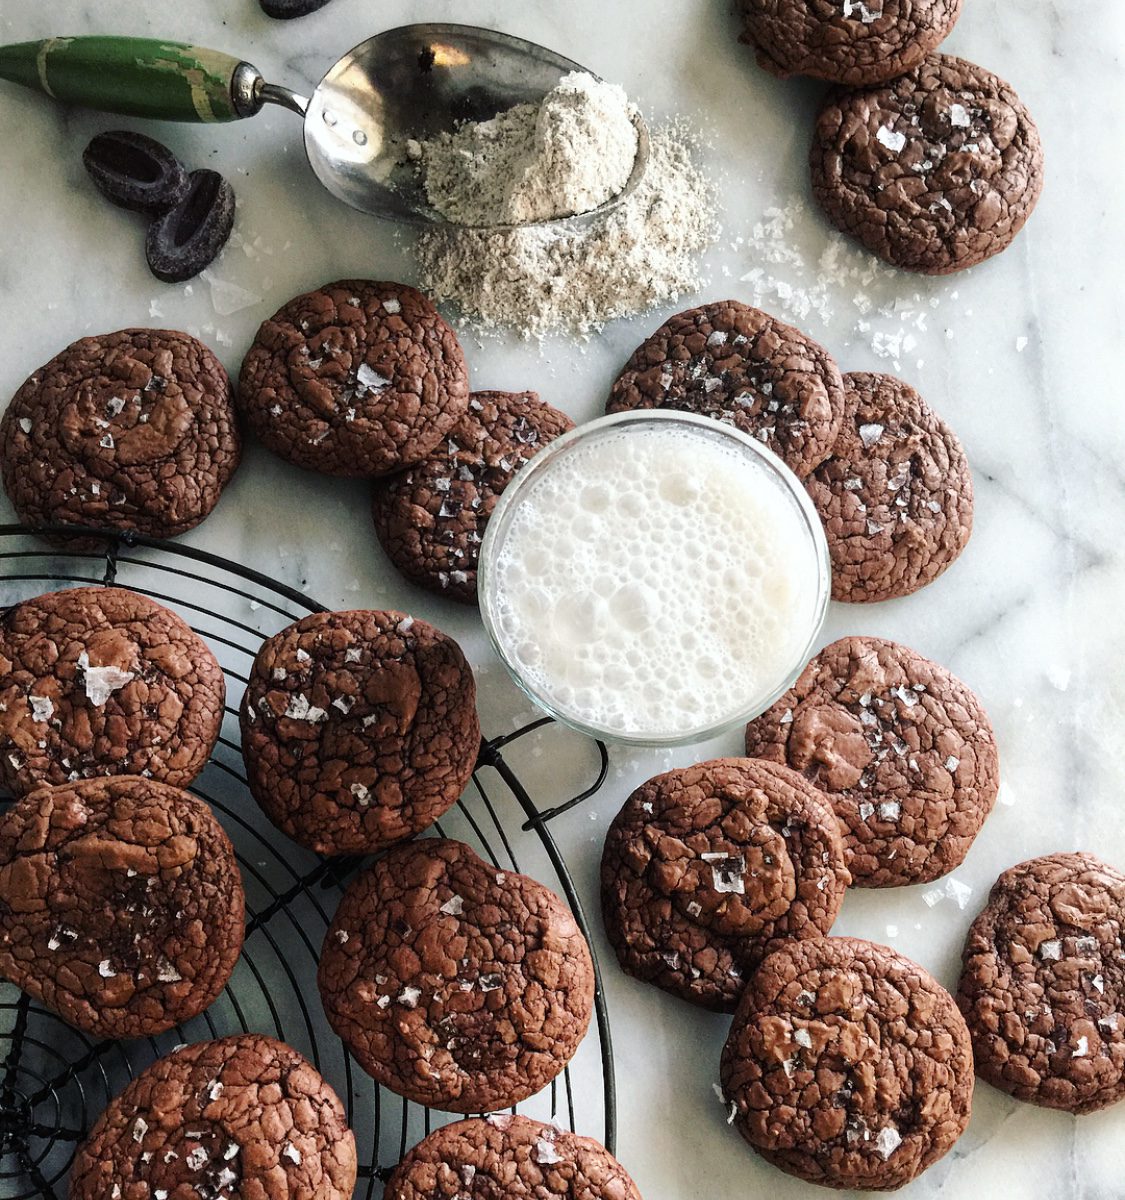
(318, 838, 595, 1112)
(601, 758, 849, 1012)
(745, 637, 998, 887)
(721, 937, 973, 1191)
(239, 279, 469, 476)
(808, 372, 972, 602)
(69, 1034, 357, 1200)
(606, 301, 847, 478)
(739, 0, 962, 86)
(957, 853, 1125, 1114)
(0, 328, 240, 542)
(810, 53, 1044, 273)
(384, 1115, 642, 1200)
(0, 586, 225, 798)
(240, 610, 479, 857)
(0, 776, 243, 1038)
(372, 390, 574, 604)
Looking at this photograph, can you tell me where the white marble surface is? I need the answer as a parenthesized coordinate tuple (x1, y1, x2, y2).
(2, 0, 1124, 1196)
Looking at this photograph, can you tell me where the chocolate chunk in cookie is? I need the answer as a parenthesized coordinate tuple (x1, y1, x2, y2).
(721, 936, 973, 1191)
(957, 852, 1125, 1114)
(739, 0, 962, 86)
(0, 776, 243, 1038)
(0, 328, 240, 542)
(745, 637, 998, 887)
(606, 301, 847, 478)
(372, 390, 574, 604)
(239, 279, 469, 476)
(601, 757, 849, 1011)
(384, 1115, 642, 1200)
(808, 372, 972, 602)
(240, 610, 479, 857)
(810, 53, 1044, 273)
(318, 838, 595, 1112)
(69, 1034, 357, 1200)
(0, 586, 225, 797)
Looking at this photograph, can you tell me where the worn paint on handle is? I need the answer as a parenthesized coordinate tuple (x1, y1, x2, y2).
(0, 36, 246, 122)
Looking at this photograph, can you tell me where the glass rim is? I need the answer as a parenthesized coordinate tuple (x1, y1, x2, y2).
(477, 409, 831, 747)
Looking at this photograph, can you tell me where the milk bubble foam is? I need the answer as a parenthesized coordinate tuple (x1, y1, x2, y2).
(482, 414, 826, 741)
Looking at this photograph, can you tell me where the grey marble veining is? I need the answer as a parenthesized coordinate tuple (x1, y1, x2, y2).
(1, 1, 1123, 1197)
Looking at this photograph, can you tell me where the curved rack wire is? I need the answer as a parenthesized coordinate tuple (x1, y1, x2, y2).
(0, 525, 616, 1198)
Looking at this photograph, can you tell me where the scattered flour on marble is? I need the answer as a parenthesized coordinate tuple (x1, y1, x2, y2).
(414, 119, 718, 340)
(733, 198, 960, 372)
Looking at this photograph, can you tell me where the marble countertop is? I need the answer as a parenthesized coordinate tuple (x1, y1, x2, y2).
(2, 0, 1124, 1196)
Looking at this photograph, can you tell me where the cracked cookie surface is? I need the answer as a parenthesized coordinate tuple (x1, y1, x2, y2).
(744, 637, 998, 887)
(0, 328, 240, 543)
(238, 279, 469, 476)
(0, 776, 243, 1038)
(606, 301, 847, 478)
(318, 839, 595, 1112)
(384, 1115, 642, 1200)
(0, 586, 225, 797)
(69, 1034, 357, 1200)
(739, 0, 962, 86)
(239, 609, 479, 857)
(808, 371, 972, 602)
(601, 758, 848, 1011)
(810, 53, 1044, 273)
(957, 852, 1125, 1114)
(372, 390, 573, 604)
(720, 936, 973, 1191)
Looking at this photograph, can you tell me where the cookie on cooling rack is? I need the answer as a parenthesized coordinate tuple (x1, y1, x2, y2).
(601, 758, 849, 1011)
(239, 279, 469, 476)
(318, 838, 595, 1112)
(69, 1034, 357, 1200)
(384, 1115, 643, 1200)
(0, 586, 225, 797)
(0, 776, 243, 1038)
(239, 609, 479, 857)
(372, 390, 574, 604)
(0, 327, 240, 542)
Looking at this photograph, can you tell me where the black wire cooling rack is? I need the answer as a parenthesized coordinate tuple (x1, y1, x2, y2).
(0, 525, 616, 1199)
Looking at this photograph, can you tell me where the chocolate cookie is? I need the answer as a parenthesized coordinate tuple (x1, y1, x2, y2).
(318, 838, 595, 1111)
(0, 586, 225, 798)
(372, 390, 574, 604)
(957, 852, 1125, 1114)
(240, 609, 479, 857)
(810, 53, 1044, 273)
(600, 758, 849, 1011)
(69, 1034, 357, 1200)
(0, 776, 243, 1038)
(739, 0, 962, 86)
(720, 937, 973, 1191)
(606, 301, 847, 478)
(0, 328, 240, 541)
(239, 279, 469, 476)
(384, 1115, 642, 1200)
(808, 372, 972, 602)
(744, 637, 998, 887)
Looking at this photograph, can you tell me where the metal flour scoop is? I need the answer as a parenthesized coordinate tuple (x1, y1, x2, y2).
(0, 23, 650, 230)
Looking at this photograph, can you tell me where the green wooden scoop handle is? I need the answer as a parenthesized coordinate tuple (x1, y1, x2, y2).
(0, 36, 265, 122)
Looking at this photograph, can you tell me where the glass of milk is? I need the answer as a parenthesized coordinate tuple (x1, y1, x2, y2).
(478, 410, 830, 745)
